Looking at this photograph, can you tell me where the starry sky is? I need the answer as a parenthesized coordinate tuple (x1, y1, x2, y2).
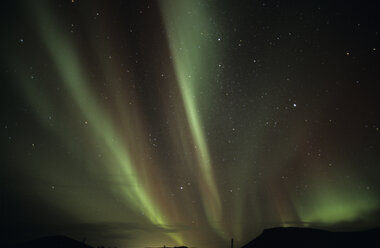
(1, 0, 380, 247)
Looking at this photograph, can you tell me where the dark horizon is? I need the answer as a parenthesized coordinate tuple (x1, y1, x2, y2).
(5, 227, 380, 248)
(1, 0, 380, 247)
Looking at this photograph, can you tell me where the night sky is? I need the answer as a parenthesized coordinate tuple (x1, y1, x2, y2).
(1, 0, 380, 247)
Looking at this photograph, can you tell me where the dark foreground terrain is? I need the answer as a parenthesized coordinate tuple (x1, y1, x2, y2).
(7, 235, 93, 248)
(242, 227, 380, 248)
(6, 227, 380, 248)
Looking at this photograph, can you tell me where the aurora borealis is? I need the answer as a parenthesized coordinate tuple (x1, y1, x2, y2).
(1, 0, 380, 247)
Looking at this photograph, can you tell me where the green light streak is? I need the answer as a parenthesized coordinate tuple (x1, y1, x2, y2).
(160, 0, 223, 235)
(32, 4, 183, 244)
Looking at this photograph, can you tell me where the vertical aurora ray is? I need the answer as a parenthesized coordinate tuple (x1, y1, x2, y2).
(30, 4, 184, 244)
(3, 1, 380, 247)
(160, 0, 225, 237)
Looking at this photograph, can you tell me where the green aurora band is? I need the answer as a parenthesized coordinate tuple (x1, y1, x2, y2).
(5, 1, 379, 247)
(160, 0, 224, 236)
(31, 3, 184, 245)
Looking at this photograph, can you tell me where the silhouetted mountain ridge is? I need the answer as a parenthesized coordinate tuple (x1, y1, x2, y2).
(5, 227, 380, 248)
(242, 227, 380, 248)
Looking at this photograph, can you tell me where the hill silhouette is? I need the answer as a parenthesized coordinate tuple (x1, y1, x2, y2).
(241, 227, 380, 248)
(7, 235, 93, 248)
(5, 227, 380, 248)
